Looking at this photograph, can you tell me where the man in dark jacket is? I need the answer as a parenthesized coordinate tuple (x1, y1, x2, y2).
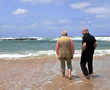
(80, 28, 98, 80)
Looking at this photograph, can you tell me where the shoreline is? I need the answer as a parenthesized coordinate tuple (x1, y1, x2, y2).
(0, 55, 110, 90)
(0, 54, 110, 61)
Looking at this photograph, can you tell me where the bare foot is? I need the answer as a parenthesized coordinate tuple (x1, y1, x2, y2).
(68, 70, 72, 80)
(63, 76, 66, 80)
(89, 74, 94, 80)
(82, 76, 90, 82)
(62, 72, 66, 80)
(68, 75, 72, 80)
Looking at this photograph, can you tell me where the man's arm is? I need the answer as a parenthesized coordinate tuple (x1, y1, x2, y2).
(93, 36, 98, 49)
(70, 40, 75, 55)
(94, 41, 98, 49)
(56, 41, 59, 56)
(82, 42, 86, 52)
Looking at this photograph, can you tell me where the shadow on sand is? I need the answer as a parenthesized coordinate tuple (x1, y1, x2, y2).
(92, 74, 102, 79)
(65, 74, 102, 81)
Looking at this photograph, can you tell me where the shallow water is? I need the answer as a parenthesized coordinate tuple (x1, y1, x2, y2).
(0, 56, 110, 90)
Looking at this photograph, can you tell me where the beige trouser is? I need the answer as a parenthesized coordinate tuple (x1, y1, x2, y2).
(60, 59, 72, 73)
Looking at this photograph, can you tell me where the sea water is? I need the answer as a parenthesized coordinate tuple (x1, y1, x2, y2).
(0, 37, 110, 58)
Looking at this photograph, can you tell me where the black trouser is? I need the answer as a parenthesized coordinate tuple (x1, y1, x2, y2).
(80, 50, 94, 76)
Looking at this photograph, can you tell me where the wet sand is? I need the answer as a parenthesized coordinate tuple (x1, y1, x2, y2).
(0, 56, 110, 90)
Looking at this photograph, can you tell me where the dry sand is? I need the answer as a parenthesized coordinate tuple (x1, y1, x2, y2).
(0, 56, 110, 90)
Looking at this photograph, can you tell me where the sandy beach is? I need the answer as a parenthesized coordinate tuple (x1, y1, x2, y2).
(0, 56, 110, 90)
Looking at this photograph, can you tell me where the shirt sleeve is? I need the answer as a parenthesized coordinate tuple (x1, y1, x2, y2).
(70, 40, 75, 55)
(82, 36, 88, 43)
(93, 36, 96, 43)
(56, 41, 59, 55)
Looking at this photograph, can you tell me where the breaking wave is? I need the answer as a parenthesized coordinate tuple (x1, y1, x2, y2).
(0, 36, 110, 41)
(0, 49, 110, 59)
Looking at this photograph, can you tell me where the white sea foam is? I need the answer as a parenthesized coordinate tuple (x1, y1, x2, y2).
(0, 37, 110, 41)
(50, 38, 58, 41)
(35, 37, 45, 40)
(95, 49, 110, 56)
(71, 37, 110, 41)
(71, 37, 82, 40)
(37, 37, 110, 41)
(74, 49, 110, 57)
(0, 50, 55, 59)
(35, 50, 56, 56)
(0, 37, 15, 40)
(96, 37, 110, 41)
(0, 49, 110, 59)
(0, 53, 32, 59)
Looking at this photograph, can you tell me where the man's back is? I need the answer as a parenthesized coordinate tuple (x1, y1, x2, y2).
(57, 36, 73, 59)
(83, 33, 96, 51)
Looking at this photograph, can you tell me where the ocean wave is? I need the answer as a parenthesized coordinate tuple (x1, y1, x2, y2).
(71, 37, 82, 40)
(96, 37, 110, 41)
(71, 37, 110, 41)
(0, 53, 32, 59)
(49, 37, 110, 42)
(0, 37, 110, 41)
(0, 49, 110, 59)
(0, 50, 55, 59)
(0, 38, 15, 40)
(35, 50, 56, 56)
(0, 37, 45, 40)
(74, 49, 110, 57)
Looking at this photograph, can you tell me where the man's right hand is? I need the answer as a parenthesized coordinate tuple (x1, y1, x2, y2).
(82, 42, 86, 52)
(94, 41, 98, 49)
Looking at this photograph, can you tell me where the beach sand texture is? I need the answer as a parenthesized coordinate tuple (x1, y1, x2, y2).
(0, 56, 110, 90)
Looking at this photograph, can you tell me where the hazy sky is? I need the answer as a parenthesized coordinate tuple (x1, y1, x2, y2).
(0, 0, 110, 37)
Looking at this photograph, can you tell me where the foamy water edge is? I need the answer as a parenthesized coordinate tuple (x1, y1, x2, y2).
(0, 49, 110, 59)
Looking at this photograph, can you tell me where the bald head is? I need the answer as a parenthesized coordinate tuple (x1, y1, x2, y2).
(82, 28, 89, 35)
(62, 30, 68, 36)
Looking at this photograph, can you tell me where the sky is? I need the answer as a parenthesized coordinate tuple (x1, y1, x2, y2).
(0, 0, 110, 37)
